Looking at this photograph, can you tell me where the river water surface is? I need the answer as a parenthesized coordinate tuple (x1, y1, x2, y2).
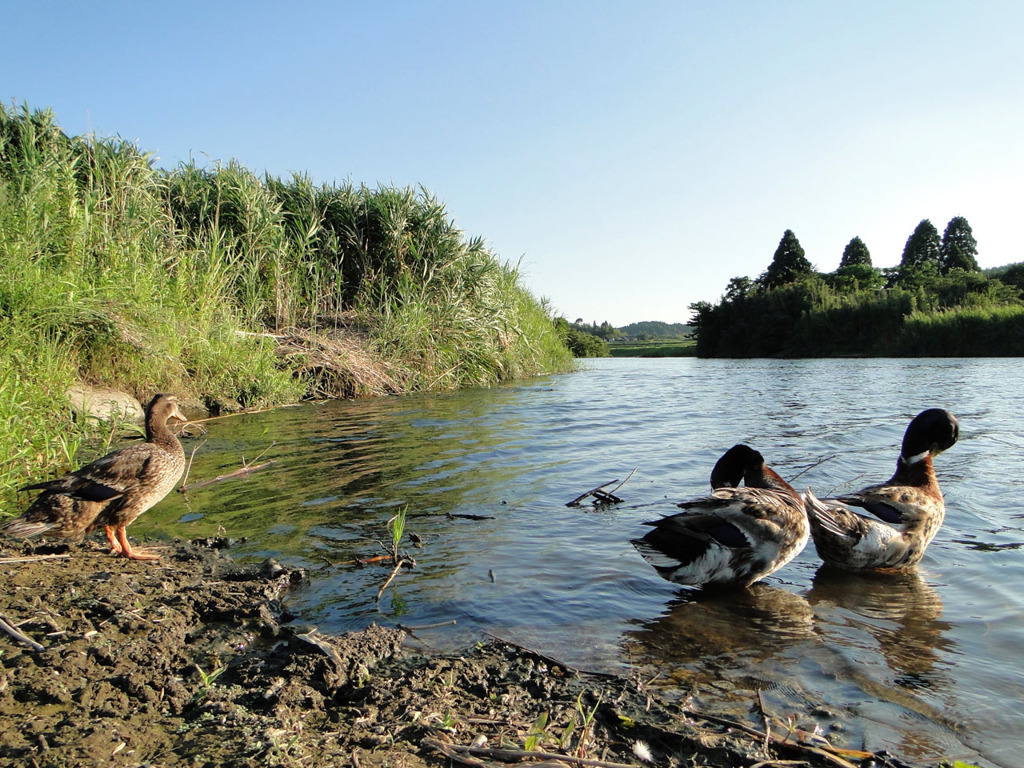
(139, 358, 1024, 767)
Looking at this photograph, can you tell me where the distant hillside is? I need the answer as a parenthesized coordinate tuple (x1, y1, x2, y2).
(618, 321, 692, 339)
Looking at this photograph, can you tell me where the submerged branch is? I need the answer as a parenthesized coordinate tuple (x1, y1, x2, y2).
(179, 460, 276, 493)
(179, 442, 277, 493)
(566, 470, 636, 507)
(376, 558, 412, 602)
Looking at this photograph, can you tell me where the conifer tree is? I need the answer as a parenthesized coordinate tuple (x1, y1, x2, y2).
(895, 219, 942, 286)
(834, 236, 881, 291)
(839, 236, 872, 267)
(759, 229, 813, 289)
(940, 215, 980, 273)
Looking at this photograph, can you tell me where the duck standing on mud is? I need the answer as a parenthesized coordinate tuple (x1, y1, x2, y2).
(632, 444, 809, 588)
(3, 393, 188, 561)
(804, 408, 959, 570)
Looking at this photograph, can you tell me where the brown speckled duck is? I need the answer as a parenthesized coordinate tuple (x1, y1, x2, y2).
(3, 393, 187, 561)
(804, 408, 959, 570)
(632, 444, 810, 588)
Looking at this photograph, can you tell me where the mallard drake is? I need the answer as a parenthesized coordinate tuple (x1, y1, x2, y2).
(804, 408, 959, 570)
(632, 444, 809, 587)
(3, 393, 187, 561)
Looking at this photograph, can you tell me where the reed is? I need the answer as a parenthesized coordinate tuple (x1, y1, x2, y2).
(0, 103, 571, 508)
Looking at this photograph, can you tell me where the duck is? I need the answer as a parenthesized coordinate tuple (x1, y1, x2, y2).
(632, 444, 810, 588)
(803, 408, 959, 570)
(3, 393, 188, 561)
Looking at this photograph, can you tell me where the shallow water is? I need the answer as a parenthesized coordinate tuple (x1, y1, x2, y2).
(139, 357, 1024, 767)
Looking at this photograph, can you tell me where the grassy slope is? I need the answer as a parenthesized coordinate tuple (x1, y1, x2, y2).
(0, 104, 572, 510)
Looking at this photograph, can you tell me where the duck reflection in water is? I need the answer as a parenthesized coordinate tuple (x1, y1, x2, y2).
(624, 582, 816, 694)
(806, 566, 953, 691)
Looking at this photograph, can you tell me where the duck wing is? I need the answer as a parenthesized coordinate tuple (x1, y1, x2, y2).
(639, 504, 751, 565)
(832, 492, 906, 525)
(23, 443, 168, 503)
(20, 475, 123, 503)
(634, 487, 807, 586)
(804, 489, 912, 569)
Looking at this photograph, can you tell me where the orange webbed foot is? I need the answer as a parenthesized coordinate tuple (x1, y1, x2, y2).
(105, 525, 122, 555)
(114, 526, 161, 562)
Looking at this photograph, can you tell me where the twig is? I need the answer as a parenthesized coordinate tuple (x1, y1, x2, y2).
(184, 405, 300, 425)
(376, 558, 410, 602)
(328, 554, 391, 568)
(567, 480, 619, 507)
(179, 460, 276, 493)
(755, 689, 771, 752)
(245, 441, 276, 466)
(180, 439, 208, 488)
(0, 613, 45, 652)
(482, 631, 580, 676)
(787, 454, 837, 484)
(397, 619, 457, 633)
(605, 468, 638, 496)
(0, 553, 71, 565)
(423, 738, 641, 768)
(235, 330, 289, 340)
(684, 708, 868, 768)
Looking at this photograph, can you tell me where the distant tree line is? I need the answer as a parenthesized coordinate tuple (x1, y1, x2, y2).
(555, 318, 610, 357)
(555, 319, 693, 357)
(619, 321, 692, 340)
(691, 216, 1024, 357)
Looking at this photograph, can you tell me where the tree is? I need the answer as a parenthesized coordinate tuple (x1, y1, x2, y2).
(996, 263, 1024, 295)
(724, 276, 754, 302)
(839, 236, 872, 268)
(895, 219, 942, 287)
(832, 236, 881, 291)
(759, 229, 813, 290)
(940, 215, 980, 273)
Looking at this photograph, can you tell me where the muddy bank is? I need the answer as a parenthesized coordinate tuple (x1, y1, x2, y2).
(0, 539, 921, 768)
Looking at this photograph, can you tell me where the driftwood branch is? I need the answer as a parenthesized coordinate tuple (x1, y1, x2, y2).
(0, 613, 45, 652)
(567, 480, 618, 507)
(179, 460, 276, 493)
(567, 469, 638, 507)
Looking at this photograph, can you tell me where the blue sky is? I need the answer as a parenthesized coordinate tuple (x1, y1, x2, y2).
(4, 1, 1022, 325)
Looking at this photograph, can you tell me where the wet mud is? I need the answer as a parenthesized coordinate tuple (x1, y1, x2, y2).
(0, 539, 921, 768)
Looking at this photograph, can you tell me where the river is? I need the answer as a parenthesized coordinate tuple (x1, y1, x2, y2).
(139, 357, 1024, 767)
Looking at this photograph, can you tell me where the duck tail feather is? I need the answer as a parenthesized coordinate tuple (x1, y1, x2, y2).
(1, 518, 57, 539)
(802, 489, 850, 539)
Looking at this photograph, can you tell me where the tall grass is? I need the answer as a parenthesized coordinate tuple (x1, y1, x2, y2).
(693, 272, 1024, 357)
(0, 103, 571, 510)
(895, 305, 1024, 356)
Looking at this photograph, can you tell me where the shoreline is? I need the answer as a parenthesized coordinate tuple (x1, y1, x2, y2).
(0, 538, 926, 768)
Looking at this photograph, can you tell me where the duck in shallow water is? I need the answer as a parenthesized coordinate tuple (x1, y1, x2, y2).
(632, 444, 809, 588)
(3, 393, 187, 561)
(804, 408, 959, 571)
